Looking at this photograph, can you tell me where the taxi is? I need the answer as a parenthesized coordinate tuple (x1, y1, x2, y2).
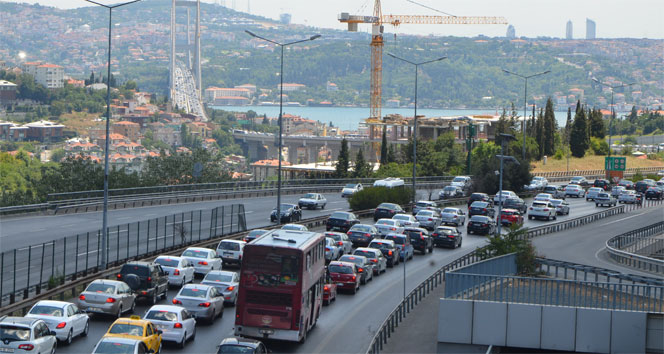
(103, 315, 162, 353)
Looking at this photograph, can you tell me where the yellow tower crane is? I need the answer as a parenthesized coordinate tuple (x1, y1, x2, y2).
(338, 0, 508, 122)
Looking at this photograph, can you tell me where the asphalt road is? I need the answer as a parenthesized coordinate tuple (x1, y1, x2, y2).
(55, 196, 604, 354)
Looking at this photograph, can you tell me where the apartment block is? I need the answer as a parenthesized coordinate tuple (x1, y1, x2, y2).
(21, 62, 64, 89)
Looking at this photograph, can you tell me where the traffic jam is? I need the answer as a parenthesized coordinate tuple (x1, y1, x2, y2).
(1, 175, 658, 354)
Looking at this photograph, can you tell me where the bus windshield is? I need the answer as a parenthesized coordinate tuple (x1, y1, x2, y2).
(243, 249, 300, 287)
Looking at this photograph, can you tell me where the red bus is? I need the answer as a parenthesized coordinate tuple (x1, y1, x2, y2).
(234, 229, 326, 343)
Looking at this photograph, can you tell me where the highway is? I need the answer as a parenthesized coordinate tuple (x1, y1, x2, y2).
(56, 196, 606, 354)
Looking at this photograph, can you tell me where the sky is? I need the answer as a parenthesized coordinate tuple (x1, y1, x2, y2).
(4, 0, 664, 39)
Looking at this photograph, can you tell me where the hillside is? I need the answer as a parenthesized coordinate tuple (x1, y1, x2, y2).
(0, 1, 661, 110)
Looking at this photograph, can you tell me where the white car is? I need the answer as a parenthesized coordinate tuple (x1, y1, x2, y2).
(25, 300, 89, 345)
(281, 223, 308, 231)
(298, 193, 327, 209)
(374, 218, 405, 236)
(181, 247, 222, 275)
(341, 183, 363, 197)
(93, 337, 148, 354)
(528, 201, 557, 221)
(216, 240, 246, 267)
(324, 237, 343, 261)
(585, 187, 604, 201)
(618, 190, 639, 204)
(324, 231, 353, 254)
(564, 184, 585, 198)
(154, 256, 195, 287)
(200, 270, 240, 306)
(392, 213, 420, 228)
(611, 186, 626, 198)
(413, 200, 439, 215)
(450, 176, 472, 189)
(143, 305, 196, 348)
(534, 193, 554, 202)
(493, 190, 517, 205)
(550, 199, 570, 215)
(440, 207, 466, 226)
(0, 317, 57, 354)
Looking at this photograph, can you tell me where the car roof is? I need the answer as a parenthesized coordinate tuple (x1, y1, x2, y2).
(32, 300, 69, 308)
(340, 255, 367, 261)
(98, 337, 143, 345)
(355, 247, 381, 253)
(89, 279, 125, 286)
(181, 283, 213, 291)
(124, 261, 151, 267)
(206, 270, 236, 277)
(219, 337, 262, 348)
(184, 247, 213, 252)
(501, 208, 518, 212)
(155, 255, 183, 261)
(219, 240, 246, 245)
(110, 316, 151, 327)
(329, 261, 355, 268)
(0, 316, 39, 326)
(370, 239, 395, 244)
(145, 305, 184, 313)
(385, 233, 406, 239)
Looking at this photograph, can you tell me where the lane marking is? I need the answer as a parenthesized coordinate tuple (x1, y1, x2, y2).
(320, 208, 342, 213)
(601, 210, 649, 226)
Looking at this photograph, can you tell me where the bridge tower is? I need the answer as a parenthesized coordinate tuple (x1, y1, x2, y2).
(170, 0, 202, 105)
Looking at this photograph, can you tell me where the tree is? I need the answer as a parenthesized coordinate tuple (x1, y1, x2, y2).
(543, 97, 556, 156)
(261, 115, 269, 125)
(386, 144, 396, 163)
(570, 106, 589, 157)
(564, 106, 572, 141)
(535, 108, 544, 159)
(334, 138, 350, 178)
(49, 148, 66, 163)
(380, 128, 388, 166)
(588, 108, 606, 139)
(353, 148, 372, 178)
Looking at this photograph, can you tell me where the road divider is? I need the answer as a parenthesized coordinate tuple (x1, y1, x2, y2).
(606, 221, 664, 274)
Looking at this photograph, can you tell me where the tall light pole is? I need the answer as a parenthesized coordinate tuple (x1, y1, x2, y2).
(84, 0, 141, 271)
(387, 53, 446, 208)
(245, 31, 320, 224)
(502, 69, 550, 160)
(591, 78, 635, 158)
(496, 133, 518, 236)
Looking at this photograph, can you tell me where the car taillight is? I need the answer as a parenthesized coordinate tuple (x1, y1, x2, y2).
(326, 247, 331, 251)
(199, 302, 211, 307)
(18, 344, 34, 351)
(324, 286, 329, 291)
(56, 322, 66, 329)
(432, 233, 438, 237)
(199, 261, 208, 265)
(428, 218, 433, 221)
(174, 269, 180, 275)
(421, 236, 425, 240)
(79, 294, 86, 301)
(358, 268, 363, 273)
(141, 291, 147, 295)
(337, 241, 343, 246)
(226, 286, 235, 291)
(364, 233, 371, 237)
(370, 259, 377, 263)
(352, 276, 356, 281)
(543, 208, 549, 211)
(147, 277, 152, 282)
(482, 224, 488, 227)
(390, 227, 396, 231)
(529, 207, 533, 210)
(174, 322, 183, 328)
(106, 297, 116, 303)
(116, 274, 122, 279)
(483, 208, 487, 212)
(453, 215, 457, 218)
(388, 250, 393, 256)
(172, 299, 182, 304)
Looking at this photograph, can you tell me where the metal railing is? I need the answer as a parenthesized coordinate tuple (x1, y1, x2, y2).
(533, 166, 664, 178)
(606, 221, 664, 274)
(535, 257, 664, 286)
(523, 204, 625, 238)
(0, 204, 247, 307)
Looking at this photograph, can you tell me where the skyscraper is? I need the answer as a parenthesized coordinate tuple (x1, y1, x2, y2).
(566, 20, 573, 39)
(506, 24, 515, 38)
(586, 18, 596, 39)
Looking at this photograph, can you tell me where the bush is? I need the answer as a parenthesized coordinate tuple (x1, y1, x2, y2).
(552, 148, 565, 160)
(623, 136, 638, 145)
(48, 269, 64, 290)
(590, 137, 609, 155)
(348, 186, 412, 211)
(476, 224, 538, 275)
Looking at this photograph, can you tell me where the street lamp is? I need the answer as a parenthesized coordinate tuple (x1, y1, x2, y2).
(502, 69, 551, 160)
(245, 30, 320, 224)
(496, 133, 519, 236)
(591, 78, 635, 158)
(387, 53, 446, 208)
(84, 0, 141, 271)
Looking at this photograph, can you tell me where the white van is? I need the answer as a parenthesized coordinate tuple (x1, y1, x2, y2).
(373, 177, 405, 188)
(215, 240, 246, 266)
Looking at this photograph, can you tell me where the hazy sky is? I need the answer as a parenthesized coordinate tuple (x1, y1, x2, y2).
(5, 0, 664, 39)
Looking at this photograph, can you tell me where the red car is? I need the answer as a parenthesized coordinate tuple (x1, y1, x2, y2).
(323, 283, 337, 305)
(328, 261, 361, 294)
(499, 208, 524, 226)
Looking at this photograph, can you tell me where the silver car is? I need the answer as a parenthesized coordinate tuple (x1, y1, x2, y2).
(341, 183, 363, 197)
(415, 209, 442, 230)
(413, 200, 439, 215)
(200, 271, 240, 306)
(298, 193, 327, 209)
(611, 186, 626, 198)
(0, 317, 57, 354)
(324, 231, 353, 254)
(585, 187, 604, 201)
(324, 237, 343, 262)
(564, 184, 585, 198)
(550, 199, 570, 215)
(440, 207, 466, 226)
(76, 279, 136, 317)
(172, 284, 224, 323)
(374, 219, 405, 236)
(154, 256, 195, 287)
(350, 248, 387, 274)
(392, 213, 420, 228)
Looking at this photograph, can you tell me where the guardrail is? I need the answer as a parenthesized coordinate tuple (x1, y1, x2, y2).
(524, 205, 625, 238)
(535, 257, 664, 286)
(533, 166, 664, 178)
(606, 221, 664, 274)
(0, 203, 49, 216)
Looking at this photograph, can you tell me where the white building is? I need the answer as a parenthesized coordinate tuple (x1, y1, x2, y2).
(21, 62, 64, 89)
(204, 87, 251, 102)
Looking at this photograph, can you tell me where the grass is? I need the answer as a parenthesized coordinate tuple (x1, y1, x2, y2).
(60, 112, 100, 136)
(532, 155, 664, 173)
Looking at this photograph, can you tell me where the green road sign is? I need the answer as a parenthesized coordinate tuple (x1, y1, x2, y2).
(605, 156, 626, 171)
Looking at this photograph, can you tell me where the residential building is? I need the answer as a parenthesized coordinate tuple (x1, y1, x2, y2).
(66, 78, 85, 88)
(24, 120, 65, 142)
(0, 80, 17, 104)
(277, 83, 306, 92)
(566, 20, 573, 39)
(112, 121, 141, 141)
(586, 18, 596, 39)
(204, 87, 251, 102)
(234, 84, 257, 94)
(21, 62, 64, 89)
(0, 121, 14, 140)
(326, 82, 338, 92)
(251, 159, 291, 180)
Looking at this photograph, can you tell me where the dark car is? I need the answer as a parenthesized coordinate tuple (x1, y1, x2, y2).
(404, 227, 433, 254)
(593, 179, 611, 191)
(117, 262, 169, 304)
(618, 179, 635, 190)
(467, 193, 491, 207)
(431, 226, 462, 248)
(373, 203, 404, 221)
(337, 255, 374, 284)
(503, 197, 527, 214)
(217, 337, 268, 353)
(347, 224, 380, 247)
(468, 201, 496, 218)
(326, 211, 360, 232)
(243, 229, 268, 243)
(645, 187, 664, 200)
(367, 239, 399, 267)
(467, 215, 497, 236)
(270, 203, 302, 223)
(635, 179, 656, 193)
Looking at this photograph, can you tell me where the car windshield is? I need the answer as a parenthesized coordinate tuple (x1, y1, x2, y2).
(370, 242, 392, 249)
(331, 212, 350, 220)
(94, 341, 137, 354)
(29, 305, 63, 317)
(377, 203, 397, 210)
(385, 236, 405, 244)
(86, 283, 116, 294)
(248, 230, 266, 237)
(182, 250, 208, 258)
(572, 177, 583, 181)
(470, 216, 488, 222)
(393, 215, 409, 221)
(598, 194, 609, 198)
(350, 225, 371, 232)
(502, 210, 517, 215)
(155, 258, 179, 267)
(471, 202, 488, 208)
(303, 193, 316, 199)
(326, 234, 342, 241)
(339, 256, 363, 265)
(108, 324, 144, 336)
(375, 220, 394, 226)
(204, 273, 233, 282)
(443, 186, 456, 192)
(452, 177, 465, 182)
(416, 202, 432, 207)
(532, 202, 547, 207)
(417, 211, 434, 217)
(218, 242, 240, 251)
(436, 228, 455, 235)
(442, 208, 457, 213)
(145, 310, 178, 322)
(354, 250, 376, 259)
(550, 200, 562, 206)
(345, 184, 356, 188)
(218, 344, 257, 353)
(328, 265, 353, 274)
(178, 288, 208, 298)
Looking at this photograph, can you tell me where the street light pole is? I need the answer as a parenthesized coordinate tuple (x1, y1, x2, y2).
(245, 31, 321, 224)
(387, 53, 446, 208)
(591, 78, 635, 159)
(502, 69, 551, 160)
(84, 0, 141, 271)
(496, 134, 518, 236)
